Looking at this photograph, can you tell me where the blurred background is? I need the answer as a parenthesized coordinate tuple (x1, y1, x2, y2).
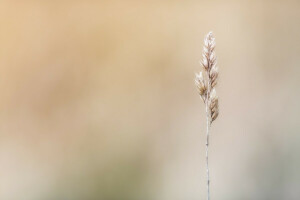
(0, 1, 300, 200)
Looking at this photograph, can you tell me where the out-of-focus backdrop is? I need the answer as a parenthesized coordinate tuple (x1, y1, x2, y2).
(0, 1, 300, 200)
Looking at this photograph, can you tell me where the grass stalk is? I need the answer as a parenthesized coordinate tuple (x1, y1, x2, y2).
(195, 31, 219, 200)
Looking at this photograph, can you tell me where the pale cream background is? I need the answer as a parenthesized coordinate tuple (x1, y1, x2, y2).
(0, 1, 299, 200)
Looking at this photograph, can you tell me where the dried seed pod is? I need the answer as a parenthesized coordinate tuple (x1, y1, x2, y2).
(209, 89, 219, 122)
(201, 55, 209, 70)
(195, 72, 207, 102)
(210, 65, 218, 88)
(211, 105, 219, 122)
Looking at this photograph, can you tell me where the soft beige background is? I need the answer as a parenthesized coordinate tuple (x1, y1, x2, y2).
(0, 1, 299, 200)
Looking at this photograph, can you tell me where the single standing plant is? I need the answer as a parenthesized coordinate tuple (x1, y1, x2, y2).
(195, 31, 219, 200)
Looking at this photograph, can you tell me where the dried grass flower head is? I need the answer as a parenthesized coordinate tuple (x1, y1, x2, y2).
(195, 31, 219, 123)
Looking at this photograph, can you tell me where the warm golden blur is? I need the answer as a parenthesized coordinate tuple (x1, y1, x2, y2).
(0, 1, 300, 200)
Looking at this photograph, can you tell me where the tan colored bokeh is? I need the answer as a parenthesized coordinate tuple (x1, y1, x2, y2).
(0, 1, 299, 199)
